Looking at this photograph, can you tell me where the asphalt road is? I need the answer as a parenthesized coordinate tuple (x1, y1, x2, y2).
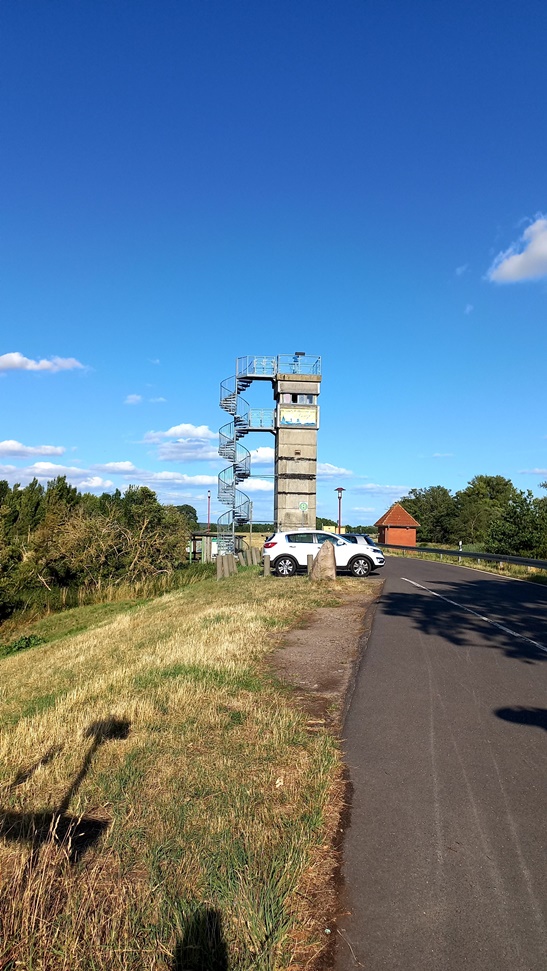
(335, 556, 547, 971)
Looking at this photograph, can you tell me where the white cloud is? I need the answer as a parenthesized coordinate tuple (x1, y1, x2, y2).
(143, 472, 217, 485)
(149, 397, 166, 403)
(144, 422, 219, 462)
(78, 476, 114, 489)
(0, 352, 85, 373)
(96, 465, 217, 486)
(0, 458, 219, 495)
(244, 478, 274, 493)
(0, 440, 65, 457)
(464, 304, 474, 315)
(487, 216, 547, 283)
(93, 461, 138, 473)
(144, 423, 217, 443)
(6, 461, 113, 492)
(519, 468, 547, 474)
(317, 462, 354, 479)
(157, 441, 220, 462)
(353, 483, 409, 496)
(432, 452, 453, 458)
(455, 264, 468, 276)
(27, 462, 84, 475)
(125, 394, 143, 405)
(250, 446, 275, 464)
(351, 506, 376, 513)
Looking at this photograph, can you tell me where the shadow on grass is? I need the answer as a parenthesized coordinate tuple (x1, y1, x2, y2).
(171, 908, 228, 970)
(0, 718, 130, 863)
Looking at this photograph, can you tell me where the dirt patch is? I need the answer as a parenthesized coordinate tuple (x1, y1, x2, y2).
(270, 577, 383, 732)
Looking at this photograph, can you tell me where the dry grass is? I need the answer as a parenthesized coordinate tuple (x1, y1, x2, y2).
(0, 570, 351, 970)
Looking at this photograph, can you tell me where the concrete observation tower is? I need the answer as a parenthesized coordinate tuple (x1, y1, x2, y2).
(217, 353, 322, 553)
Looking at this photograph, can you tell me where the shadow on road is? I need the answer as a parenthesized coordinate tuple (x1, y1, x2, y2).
(496, 706, 547, 731)
(381, 571, 547, 663)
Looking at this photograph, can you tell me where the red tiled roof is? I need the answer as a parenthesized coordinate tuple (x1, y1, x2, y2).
(374, 503, 420, 528)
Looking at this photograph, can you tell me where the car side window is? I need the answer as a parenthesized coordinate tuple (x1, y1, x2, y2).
(286, 533, 315, 543)
(317, 533, 338, 545)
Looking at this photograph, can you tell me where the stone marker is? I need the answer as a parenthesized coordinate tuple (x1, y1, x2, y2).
(310, 540, 336, 581)
(307, 553, 314, 575)
(263, 555, 271, 576)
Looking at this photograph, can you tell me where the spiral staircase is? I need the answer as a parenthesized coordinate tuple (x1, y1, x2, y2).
(217, 357, 276, 554)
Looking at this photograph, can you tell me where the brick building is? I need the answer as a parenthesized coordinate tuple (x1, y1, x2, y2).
(374, 503, 420, 547)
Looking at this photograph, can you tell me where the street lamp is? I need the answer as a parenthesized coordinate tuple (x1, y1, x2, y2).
(335, 487, 346, 534)
(207, 490, 211, 533)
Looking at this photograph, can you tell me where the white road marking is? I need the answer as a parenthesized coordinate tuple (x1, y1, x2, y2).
(401, 577, 547, 655)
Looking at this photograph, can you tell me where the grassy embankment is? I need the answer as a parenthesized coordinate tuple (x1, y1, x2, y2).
(385, 546, 547, 584)
(0, 566, 355, 970)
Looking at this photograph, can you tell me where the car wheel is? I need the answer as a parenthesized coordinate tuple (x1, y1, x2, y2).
(274, 556, 298, 577)
(350, 556, 372, 578)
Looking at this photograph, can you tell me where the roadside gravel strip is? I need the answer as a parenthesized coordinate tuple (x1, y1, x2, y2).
(270, 578, 384, 731)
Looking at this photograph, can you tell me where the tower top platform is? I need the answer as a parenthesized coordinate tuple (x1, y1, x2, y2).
(236, 354, 321, 380)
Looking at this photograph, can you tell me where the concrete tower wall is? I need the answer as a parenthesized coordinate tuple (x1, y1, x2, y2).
(273, 373, 321, 531)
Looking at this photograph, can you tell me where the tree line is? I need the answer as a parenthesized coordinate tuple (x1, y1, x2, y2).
(399, 475, 547, 557)
(0, 477, 194, 621)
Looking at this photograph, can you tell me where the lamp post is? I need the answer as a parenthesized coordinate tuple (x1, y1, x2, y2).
(335, 487, 346, 534)
(207, 490, 211, 533)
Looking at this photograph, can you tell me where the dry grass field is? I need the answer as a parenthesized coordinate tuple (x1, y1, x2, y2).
(0, 567, 352, 970)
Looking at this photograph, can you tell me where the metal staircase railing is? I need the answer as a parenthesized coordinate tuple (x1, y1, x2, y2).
(217, 357, 280, 554)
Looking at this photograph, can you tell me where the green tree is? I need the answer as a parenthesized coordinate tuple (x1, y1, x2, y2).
(17, 479, 45, 538)
(44, 475, 80, 512)
(454, 475, 518, 547)
(400, 486, 456, 544)
(176, 504, 198, 525)
(486, 491, 537, 556)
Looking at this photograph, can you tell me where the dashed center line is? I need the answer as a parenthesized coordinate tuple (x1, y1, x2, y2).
(401, 577, 547, 655)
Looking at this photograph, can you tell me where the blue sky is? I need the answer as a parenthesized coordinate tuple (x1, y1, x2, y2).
(2, 0, 547, 525)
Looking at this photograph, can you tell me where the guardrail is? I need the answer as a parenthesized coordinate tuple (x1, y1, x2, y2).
(379, 543, 547, 571)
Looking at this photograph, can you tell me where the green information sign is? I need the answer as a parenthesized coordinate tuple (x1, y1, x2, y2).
(299, 501, 308, 511)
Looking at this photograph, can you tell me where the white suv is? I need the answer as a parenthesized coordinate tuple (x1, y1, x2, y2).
(263, 530, 385, 578)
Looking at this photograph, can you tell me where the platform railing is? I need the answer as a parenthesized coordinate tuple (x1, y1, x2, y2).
(236, 354, 322, 378)
(247, 409, 275, 431)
